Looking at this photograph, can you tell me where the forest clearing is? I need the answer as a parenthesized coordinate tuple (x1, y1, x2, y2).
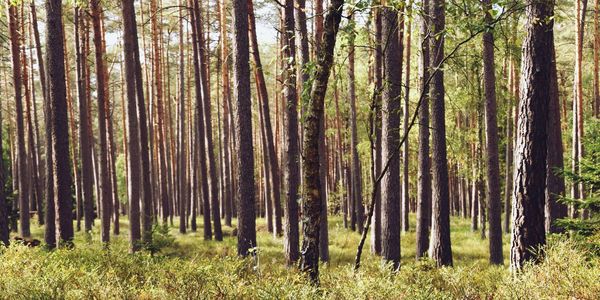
(0, 0, 599, 298)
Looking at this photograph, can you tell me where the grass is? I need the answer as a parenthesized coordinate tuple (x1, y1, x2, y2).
(0, 214, 598, 299)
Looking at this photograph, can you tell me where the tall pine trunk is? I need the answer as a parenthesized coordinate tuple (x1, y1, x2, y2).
(122, 0, 143, 251)
(481, 0, 503, 265)
(402, 0, 413, 234)
(232, 0, 257, 256)
(193, 0, 223, 241)
(46, 0, 74, 246)
(248, 0, 283, 237)
(380, 2, 403, 269)
(545, 34, 567, 233)
(415, 0, 432, 259)
(510, 0, 554, 271)
(91, 0, 112, 244)
(8, 1, 30, 239)
(188, 0, 211, 239)
(74, 6, 95, 233)
(428, 0, 452, 267)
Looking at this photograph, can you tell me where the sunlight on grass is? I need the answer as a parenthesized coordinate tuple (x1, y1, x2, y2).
(1, 214, 598, 299)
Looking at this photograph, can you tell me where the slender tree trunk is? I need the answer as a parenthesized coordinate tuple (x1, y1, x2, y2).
(193, 0, 223, 241)
(8, 1, 30, 239)
(345, 11, 367, 252)
(248, 0, 283, 237)
(0, 68, 8, 246)
(219, 0, 233, 227)
(189, 0, 212, 240)
(545, 35, 567, 233)
(510, 0, 554, 271)
(282, 0, 300, 264)
(46, 0, 74, 246)
(232, 0, 257, 256)
(122, 0, 143, 251)
(91, 0, 112, 244)
(428, 0, 452, 267)
(380, 2, 403, 270)
(30, 1, 47, 229)
(504, 58, 515, 234)
(369, 2, 381, 237)
(62, 18, 83, 239)
(299, 0, 344, 283)
(481, 0, 504, 265)
(415, 0, 432, 259)
(177, 1, 188, 232)
(134, 3, 154, 246)
(471, 159, 479, 232)
(74, 6, 95, 233)
(571, 0, 587, 218)
(150, 0, 170, 229)
(21, 22, 41, 233)
(402, 0, 413, 234)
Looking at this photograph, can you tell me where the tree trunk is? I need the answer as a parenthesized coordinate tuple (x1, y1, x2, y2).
(571, 0, 587, 218)
(26, 12, 44, 226)
(219, 0, 233, 227)
(481, 0, 504, 265)
(0, 67, 8, 245)
(415, 0, 432, 259)
(232, 0, 257, 256)
(22, 21, 42, 232)
(192, 0, 223, 241)
(46, 0, 74, 246)
(545, 35, 567, 234)
(282, 0, 300, 264)
(504, 57, 515, 234)
(74, 6, 95, 233)
(248, 0, 283, 237)
(30, 1, 48, 229)
(177, 1, 188, 232)
(299, 0, 344, 283)
(346, 11, 367, 252)
(8, 1, 31, 239)
(188, 0, 212, 240)
(402, 0, 413, 234)
(510, 0, 554, 271)
(428, 0, 452, 267)
(150, 0, 170, 229)
(380, 3, 403, 269)
(122, 0, 143, 251)
(91, 0, 112, 244)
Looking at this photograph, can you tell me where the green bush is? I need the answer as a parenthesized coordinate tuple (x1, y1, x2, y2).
(0, 217, 598, 299)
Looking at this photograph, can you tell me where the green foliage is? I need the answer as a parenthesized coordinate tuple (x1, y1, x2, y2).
(556, 121, 600, 252)
(1, 217, 598, 299)
(145, 224, 176, 254)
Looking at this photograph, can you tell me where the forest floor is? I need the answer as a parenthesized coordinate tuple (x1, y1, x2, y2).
(0, 214, 598, 299)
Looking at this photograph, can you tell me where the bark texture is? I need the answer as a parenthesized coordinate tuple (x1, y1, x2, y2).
(510, 0, 554, 271)
(482, 0, 503, 265)
(416, 0, 432, 259)
(46, 0, 74, 246)
(428, 0, 452, 267)
(380, 5, 402, 269)
(283, 0, 300, 265)
(232, 0, 257, 256)
(299, 0, 344, 283)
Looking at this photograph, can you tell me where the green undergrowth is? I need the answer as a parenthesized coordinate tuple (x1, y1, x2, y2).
(0, 215, 598, 299)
